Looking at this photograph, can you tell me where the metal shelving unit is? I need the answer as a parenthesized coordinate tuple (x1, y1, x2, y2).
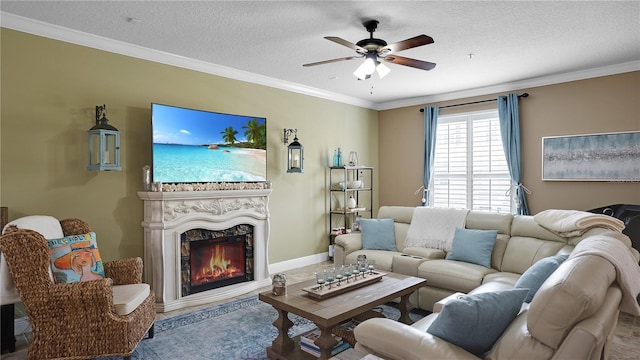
(328, 166, 373, 260)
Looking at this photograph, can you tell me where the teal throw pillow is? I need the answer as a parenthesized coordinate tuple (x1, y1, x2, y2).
(360, 218, 397, 251)
(515, 254, 569, 303)
(446, 228, 498, 268)
(427, 289, 529, 355)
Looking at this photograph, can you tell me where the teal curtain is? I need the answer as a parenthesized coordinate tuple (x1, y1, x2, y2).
(422, 106, 439, 206)
(498, 94, 530, 215)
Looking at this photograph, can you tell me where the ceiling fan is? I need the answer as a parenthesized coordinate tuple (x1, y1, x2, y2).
(303, 20, 436, 80)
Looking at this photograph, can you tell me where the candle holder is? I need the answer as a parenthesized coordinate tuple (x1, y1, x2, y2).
(271, 273, 287, 296)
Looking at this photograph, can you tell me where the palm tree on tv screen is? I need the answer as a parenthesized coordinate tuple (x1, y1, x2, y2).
(243, 119, 266, 149)
(221, 126, 238, 145)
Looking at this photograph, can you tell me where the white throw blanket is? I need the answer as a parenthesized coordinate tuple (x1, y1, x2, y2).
(568, 232, 640, 316)
(405, 207, 469, 252)
(534, 209, 625, 237)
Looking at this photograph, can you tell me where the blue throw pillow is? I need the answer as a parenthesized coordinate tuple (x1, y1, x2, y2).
(427, 289, 529, 355)
(446, 228, 498, 268)
(360, 218, 396, 251)
(515, 254, 569, 303)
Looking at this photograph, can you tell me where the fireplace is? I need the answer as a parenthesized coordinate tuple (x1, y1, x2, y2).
(138, 188, 271, 312)
(181, 227, 253, 296)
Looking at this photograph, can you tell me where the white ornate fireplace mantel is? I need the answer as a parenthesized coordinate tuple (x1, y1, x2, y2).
(138, 189, 272, 312)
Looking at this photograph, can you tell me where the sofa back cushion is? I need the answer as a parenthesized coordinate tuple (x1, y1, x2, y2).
(527, 255, 616, 349)
(378, 206, 414, 250)
(378, 206, 414, 224)
(465, 211, 513, 270)
(501, 216, 568, 274)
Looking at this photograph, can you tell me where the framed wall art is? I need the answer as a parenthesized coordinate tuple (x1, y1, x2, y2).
(542, 131, 640, 181)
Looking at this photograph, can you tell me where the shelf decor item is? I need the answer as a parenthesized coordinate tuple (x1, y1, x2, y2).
(347, 195, 357, 209)
(271, 273, 287, 296)
(348, 151, 358, 166)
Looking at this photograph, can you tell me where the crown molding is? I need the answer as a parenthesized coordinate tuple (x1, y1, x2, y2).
(0, 12, 377, 110)
(376, 61, 640, 111)
(3, 12, 637, 112)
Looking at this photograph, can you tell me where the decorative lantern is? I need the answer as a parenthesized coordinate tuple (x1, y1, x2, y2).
(284, 128, 304, 173)
(87, 104, 121, 171)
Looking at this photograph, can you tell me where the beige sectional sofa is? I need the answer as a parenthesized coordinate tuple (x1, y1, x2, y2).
(334, 206, 609, 311)
(333, 206, 639, 359)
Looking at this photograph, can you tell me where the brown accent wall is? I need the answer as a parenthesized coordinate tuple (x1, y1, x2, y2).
(379, 72, 640, 214)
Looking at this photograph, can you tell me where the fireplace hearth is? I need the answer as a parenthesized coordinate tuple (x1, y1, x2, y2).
(139, 189, 271, 312)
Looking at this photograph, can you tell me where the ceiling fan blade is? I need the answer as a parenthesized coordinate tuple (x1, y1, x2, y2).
(325, 36, 368, 54)
(379, 35, 434, 54)
(303, 55, 362, 67)
(383, 55, 436, 71)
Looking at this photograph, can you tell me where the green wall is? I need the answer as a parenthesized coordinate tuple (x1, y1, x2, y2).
(0, 28, 379, 264)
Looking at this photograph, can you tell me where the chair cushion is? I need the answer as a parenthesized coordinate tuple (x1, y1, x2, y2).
(514, 254, 569, 302)
(47, 232, 105, 284)
(427, 288, 529, 355)
(113, 283, 151, 315)
(446, 228, 498, 268)
(360, 218, 397, 251)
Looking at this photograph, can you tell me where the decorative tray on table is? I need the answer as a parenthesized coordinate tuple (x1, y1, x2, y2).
(301, 271, 386, 300)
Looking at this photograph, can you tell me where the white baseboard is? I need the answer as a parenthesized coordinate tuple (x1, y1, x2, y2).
(14, 316, 30, 335)
(268, 252, 329, 275)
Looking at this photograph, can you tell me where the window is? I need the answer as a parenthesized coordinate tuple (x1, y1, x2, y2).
(431, 109, 513, 213)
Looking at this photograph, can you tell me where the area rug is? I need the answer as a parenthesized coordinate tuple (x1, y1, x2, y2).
(102, 296, 422, 360)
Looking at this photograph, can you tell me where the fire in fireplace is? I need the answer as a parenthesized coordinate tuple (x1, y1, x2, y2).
(181, 226, 254, 297)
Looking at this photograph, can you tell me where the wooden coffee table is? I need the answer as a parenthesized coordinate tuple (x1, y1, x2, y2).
(259, 271, 427, 360)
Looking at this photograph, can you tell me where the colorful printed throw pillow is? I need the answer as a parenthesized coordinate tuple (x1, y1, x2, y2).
(47, 232, 105, 284)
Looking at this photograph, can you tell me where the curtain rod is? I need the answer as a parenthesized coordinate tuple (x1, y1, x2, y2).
(419, 93, 529, 112)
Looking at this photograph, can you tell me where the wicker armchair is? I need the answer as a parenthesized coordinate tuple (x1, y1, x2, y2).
(0, 218, 155, 360)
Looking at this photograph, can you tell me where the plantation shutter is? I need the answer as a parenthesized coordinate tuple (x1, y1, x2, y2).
(432, 110, 513, 213)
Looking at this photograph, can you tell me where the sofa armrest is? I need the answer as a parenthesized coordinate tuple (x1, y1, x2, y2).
(334, 233, 363, 266)
(353, 318, 479, 360)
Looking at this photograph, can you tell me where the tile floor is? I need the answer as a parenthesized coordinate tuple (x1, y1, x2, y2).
(2, 260, 638, 359)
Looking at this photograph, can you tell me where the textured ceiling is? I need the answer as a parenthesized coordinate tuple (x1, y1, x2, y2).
(2, 1, 639, 109)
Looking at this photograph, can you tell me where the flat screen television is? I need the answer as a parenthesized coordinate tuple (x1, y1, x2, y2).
(151, 103, 267, 183)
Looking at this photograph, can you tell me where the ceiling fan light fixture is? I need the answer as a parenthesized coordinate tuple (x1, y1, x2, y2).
(376, 61, 391, 79)
(353, 53, 377, 80)
(309, 20, 434, 80)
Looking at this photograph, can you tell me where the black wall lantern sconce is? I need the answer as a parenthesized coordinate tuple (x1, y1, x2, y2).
(87, 104, 121, 171)
(284, 128, 303, 173)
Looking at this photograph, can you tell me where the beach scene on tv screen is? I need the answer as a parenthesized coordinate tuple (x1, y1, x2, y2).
(152, 104, 267, 183)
